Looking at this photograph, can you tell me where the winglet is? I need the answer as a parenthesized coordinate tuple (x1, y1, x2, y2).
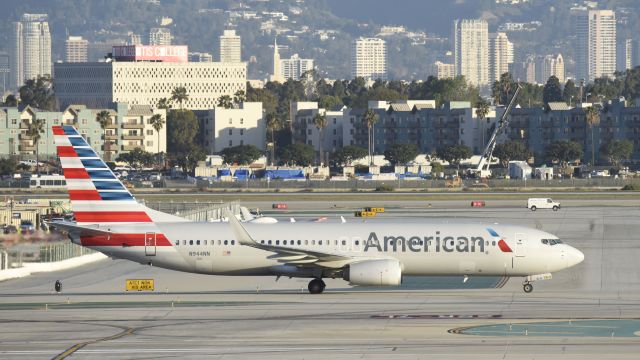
(224, 209, 256, 246)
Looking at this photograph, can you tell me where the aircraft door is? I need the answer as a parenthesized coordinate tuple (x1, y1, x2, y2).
(145, 232, 156, 256)
(514, 233, 526, 257)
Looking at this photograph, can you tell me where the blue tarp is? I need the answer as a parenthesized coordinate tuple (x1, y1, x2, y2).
(235, 169, 249, 180)
(265, 169, 305, 180)
(218, 168, 231, 177)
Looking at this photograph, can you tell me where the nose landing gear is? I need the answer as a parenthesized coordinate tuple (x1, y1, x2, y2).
(523, 282, 533, 293)
(308, 278, 326, 294)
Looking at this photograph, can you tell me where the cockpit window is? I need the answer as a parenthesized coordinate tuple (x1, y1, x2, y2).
(542, 239, 562, 245)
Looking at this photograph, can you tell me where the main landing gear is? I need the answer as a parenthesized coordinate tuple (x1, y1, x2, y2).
(523, 282, 533, 293)
(308, 278, 326, 294)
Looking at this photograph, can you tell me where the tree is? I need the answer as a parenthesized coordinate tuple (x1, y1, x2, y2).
(430, 161, 444, 176)
(116, 148, 155, 171)
(543, 75, 563, 104)
(475, 98, 490, 122)
(384, 143, 419, 166)
(436, 144, 472, 174)
(563, 79, 577, 105)
(217, 95, 233, 109)
(318, 95, 343, 110)
(545, 140, 583, 168)
(219, 145, 263, 165)
(492, 73, 515, 105)
(363, 109, 379, 165)
(601, 140, 633, 167)
(330, 146, 368, 167)
(3, 94, 17, 107)
(184, 146, 207, 174)
(171, 87, 189, 110)
(584, 106, 601, 166)
(265, 113, 282, 166)
(0, 157, 17, 176)
(26, 119, 45, 175)
(166, 109, 200, 173)
(493, 141, 531, 168)
(233, 90, 246, 106)
(149, 114, 165, 155)
(312, 112, 328, 165)
(277, 143, 314, 166)
(19, 75, 57, 110)
(157, 97, 172, 110)
(95, 110, 112, 162)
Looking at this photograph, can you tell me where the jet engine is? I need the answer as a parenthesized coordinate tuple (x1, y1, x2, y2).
(343, 259, 402, 286)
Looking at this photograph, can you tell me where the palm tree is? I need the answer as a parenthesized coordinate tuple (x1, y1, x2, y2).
(313, 112, 328, 166)
(585, 106, 600, 166)
(217, 95, 233, 109)
(233, 90, 246, 107)
(266, 113, 281, 166)
(363, 109, 379, 166)
(96, 110, 112, 162)
(171, 87, 188, 110)
(475, 98, 491, 147)
(25, 119, 45, 175)
(157, 97, 172, 110)
(149, 114, 165, 154)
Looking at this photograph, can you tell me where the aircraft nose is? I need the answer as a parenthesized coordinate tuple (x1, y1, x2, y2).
(566, 246, 585, 268)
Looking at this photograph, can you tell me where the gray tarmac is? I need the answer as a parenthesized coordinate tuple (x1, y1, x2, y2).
(1, 199, 639, 359)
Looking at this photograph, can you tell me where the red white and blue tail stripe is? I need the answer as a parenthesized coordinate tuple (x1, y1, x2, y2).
(53, 125, 184, 225)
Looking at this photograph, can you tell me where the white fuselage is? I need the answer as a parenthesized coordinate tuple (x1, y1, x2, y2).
(80, 221, 583, 278)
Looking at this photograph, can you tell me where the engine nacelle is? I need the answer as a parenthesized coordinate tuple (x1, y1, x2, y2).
(343, 259, 402, 286)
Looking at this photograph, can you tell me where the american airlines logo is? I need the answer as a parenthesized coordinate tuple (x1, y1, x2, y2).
(364, 231, 486, 253)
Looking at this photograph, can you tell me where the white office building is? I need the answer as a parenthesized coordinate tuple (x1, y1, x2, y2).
(219, 30, 241, 63)
(200, 102, 265, 153)
(574, 9, 616, 82)
(351, 38, 387, 81)
(54, 45, 246, 110)
(10, 14, 51, 90)
(149, 28, 172, 45)
(453, 19, 489, 87)
(617, 39, 633, 72)
(539, 54, 565, 84)
(280, 54, 314, 81)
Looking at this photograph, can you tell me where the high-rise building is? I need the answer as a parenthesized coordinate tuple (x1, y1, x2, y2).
(488, 32, 513, 84)
(219, 30, 241, 62)
(280, 54, 314, 81)
(510, 56, 536, 84)
(0, 52, 10, 95)
(127, 33, 142, 45)
(10, 14, 52, 90)
(65, 36, 89, 63)
(189, 52, 213, 62)
(431, 61, 455, 79)
(149, 28, 172, 45)
(453, 19, 489, 87)
(574, 9, 616, 82)
(617, 38, 633, 72)
(270, 38, 283, 82)
(351, 37, 387, 81)
(539, 54, 565, 84)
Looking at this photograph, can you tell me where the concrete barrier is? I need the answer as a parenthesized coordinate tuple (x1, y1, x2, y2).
(0, 252, 107, 282)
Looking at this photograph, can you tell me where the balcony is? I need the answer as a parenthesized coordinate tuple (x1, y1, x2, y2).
(19, 121, 30, 129)
(18, 133, 32, 140)
(121, 144, 142, 151)
(122, 135, 144, 140)
(19, 143, 35, 151)
(105, 134, 118, 140)
(121, 122, 144, 129)
(105, 122, 118, 129)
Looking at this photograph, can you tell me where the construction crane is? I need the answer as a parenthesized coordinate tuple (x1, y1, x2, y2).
(473, 84, 522, 178)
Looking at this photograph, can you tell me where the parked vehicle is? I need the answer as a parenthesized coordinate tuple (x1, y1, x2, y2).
(20, 220, 35, 233)
(527, 198, 560, 211)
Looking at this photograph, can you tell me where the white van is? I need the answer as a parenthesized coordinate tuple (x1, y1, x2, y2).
(527, 198, 560, 211)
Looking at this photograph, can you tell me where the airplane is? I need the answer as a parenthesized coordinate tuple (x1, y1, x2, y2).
(50, 125, 584, 294)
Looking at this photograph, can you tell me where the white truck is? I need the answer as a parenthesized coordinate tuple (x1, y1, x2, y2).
(527, 198, 560, 211)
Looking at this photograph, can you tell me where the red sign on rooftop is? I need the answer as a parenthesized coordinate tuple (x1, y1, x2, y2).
(112, 45, 188, 63)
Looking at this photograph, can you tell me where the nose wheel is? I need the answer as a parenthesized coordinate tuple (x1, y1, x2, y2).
(308, 278, 326, 294)
(523, 283, 533, 293)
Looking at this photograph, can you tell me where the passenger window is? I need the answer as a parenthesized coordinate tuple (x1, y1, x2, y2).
(196, 240, 200, 245)
(276, 240, 280, 245)
(312, 240, 316, 245)
(318, 240, 322, 245)
(189, 240, 193, 245)
(217, 240, 221, 245)
(492, 241, 496, 246)
(268, 240, 272, 245)
(261, 240, 265, 244)
(342, 240, 346, 246)
(204, 240, 207, 245)
(297, 240, 301, 245)
(283, 240, 288, 245)
(355, 240, 359, 246)
(305, 240, 309, 245)
(224, 240, 228, 245)
(175, 240, 179, 246)
(231, 240, 235, 245)
(542, 239, 549, 245)
(182, 240, 186, 245)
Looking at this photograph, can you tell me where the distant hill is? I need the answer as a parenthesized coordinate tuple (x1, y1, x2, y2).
(2, 0, 640, 81)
